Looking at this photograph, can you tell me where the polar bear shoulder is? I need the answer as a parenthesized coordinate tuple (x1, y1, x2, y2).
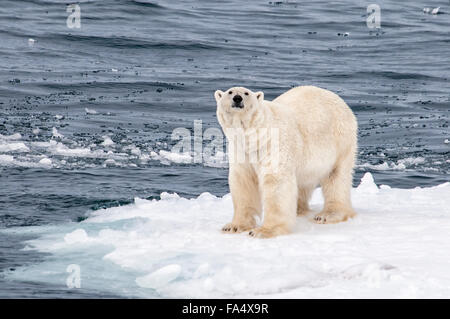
(267, 85, 357, 137)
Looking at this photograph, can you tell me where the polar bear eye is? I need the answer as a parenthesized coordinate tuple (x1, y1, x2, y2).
(229, 91, 233, 94)
(244, 92, 249, 96)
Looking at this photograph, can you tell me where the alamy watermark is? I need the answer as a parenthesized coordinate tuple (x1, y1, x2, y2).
(168, 120, 280, 170)
(366, 4, 381, 29)
(66, 264, 81, 289)
(66, 4, 81, 29)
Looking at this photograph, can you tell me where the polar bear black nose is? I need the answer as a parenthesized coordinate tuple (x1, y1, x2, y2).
(233, 95, 243, 103)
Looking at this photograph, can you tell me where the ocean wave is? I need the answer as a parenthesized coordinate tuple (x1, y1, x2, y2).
(46, 34, 223, 51)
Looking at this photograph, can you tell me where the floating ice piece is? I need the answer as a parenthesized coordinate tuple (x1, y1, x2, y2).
(358, 157, 426, 171)
(391, 162, 406, 170)
(101, 136, 115, 146)
(48, 141, 92, 157)
(39, 158, 52, 166)
(136, 265, 182, 289)
(52, 127, 63, 139)
(397, 157, 425, 166)
(444, 139, 449, 144)
(358, 162, 390, 171)
(85, 107, 98, 115)
(0, 133, 22, 140)
(0, 141, 29, 153)
(204, 150, 227, 168)
(424, 7, 440, 15)
(130, 147, 141, 156)
(103, 158, 117, 166)
(432, 7, 440, 15)
(152, 150, 193, 164)
(0, 154, 14, 164)
(28, 38, 35, 47)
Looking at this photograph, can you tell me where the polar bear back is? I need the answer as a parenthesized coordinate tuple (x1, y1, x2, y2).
(271, 85, 357, 150)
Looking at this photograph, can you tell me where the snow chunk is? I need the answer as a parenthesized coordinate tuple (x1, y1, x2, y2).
(136, 265, 182, 289)
(160, 192, 181, 200)
(356, 172, 378, 194)
(64, 229, 89, 244)
(194, 263, 211, 278)
(340, 263, 398, 288)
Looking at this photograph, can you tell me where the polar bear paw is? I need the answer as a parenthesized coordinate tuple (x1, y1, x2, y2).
(221, 222, 253, 234)
(313, 210, 355, 224)
(248, 226, 290, 239)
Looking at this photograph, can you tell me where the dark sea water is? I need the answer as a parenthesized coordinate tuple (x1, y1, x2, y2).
(0, 0, 449, 297)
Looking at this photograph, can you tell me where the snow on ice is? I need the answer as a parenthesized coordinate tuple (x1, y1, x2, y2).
(2, 173, 450, 298)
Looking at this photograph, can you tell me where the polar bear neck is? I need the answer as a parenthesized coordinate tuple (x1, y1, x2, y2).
(228, 101, 268, 132)
(222, 101, 274, 158)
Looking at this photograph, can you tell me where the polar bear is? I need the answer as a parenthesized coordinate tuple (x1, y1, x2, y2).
(215, 86, 358, 238)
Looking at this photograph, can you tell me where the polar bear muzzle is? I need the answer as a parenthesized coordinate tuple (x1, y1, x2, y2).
(232, 94, 244, 109)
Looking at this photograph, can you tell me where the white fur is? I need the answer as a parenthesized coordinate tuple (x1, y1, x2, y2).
(215, 86, 358, 238)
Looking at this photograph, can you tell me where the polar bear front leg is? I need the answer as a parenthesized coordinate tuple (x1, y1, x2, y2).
(222, 164, 261, 234)
(249, 173, 297, 238)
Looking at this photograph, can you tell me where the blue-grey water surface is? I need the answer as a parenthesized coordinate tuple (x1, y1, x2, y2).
(0, 0, 449, 297)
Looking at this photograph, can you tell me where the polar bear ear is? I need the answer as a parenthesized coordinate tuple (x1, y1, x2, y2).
(256, 91, 264, 101)
(214, 90, 224, 102)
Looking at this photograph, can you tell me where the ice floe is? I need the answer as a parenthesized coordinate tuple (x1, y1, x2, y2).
(3, 173, 450, 298)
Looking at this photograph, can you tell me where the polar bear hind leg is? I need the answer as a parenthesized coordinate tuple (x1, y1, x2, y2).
(314, 150, 356, 224)
(297, 186, 314, 216)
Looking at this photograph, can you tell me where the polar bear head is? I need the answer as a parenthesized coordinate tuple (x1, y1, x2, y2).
(214, 87, 264, 115)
